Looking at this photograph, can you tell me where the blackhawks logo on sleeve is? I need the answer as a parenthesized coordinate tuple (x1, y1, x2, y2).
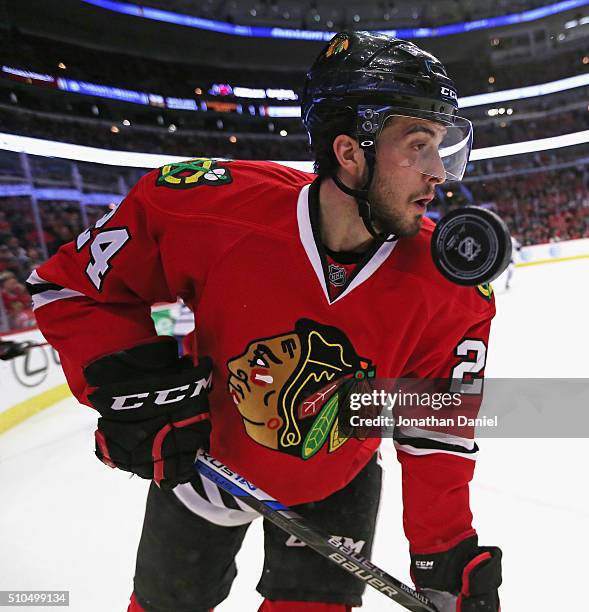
(156, 158, 232, 189)
(476, 282, 494, 302)
(227, 319, 375, 460)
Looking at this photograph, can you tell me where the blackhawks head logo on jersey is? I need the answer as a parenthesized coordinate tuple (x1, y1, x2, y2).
(227, 319, 375, 460)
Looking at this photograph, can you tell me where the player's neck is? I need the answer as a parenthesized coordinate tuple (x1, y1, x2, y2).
(318, 177, 375, 254)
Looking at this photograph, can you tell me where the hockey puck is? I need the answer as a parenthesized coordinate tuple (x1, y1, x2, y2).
(431, 207, 512, 286)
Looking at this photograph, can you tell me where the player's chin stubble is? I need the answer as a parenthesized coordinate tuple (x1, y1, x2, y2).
(368, 185, 423, 238)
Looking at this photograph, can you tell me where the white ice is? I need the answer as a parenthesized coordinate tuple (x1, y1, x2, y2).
(1, 258, 588, 611)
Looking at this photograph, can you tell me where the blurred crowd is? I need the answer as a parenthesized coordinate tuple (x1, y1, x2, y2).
(439, 162, 589, 245)
(0, 202, 40, 330)
(137, 0, 556, 30)
(1, 102, 587, 162)
(0, 198, 108, 331)
(473, 107, 589, 149)
(472, 166, 589, 245)
(1, 29, 586, 99)
(0, 105, 312, 160)
(1, 24, 586, 165)
(1, 152, 588, 331)
(1, 14, 587, 333)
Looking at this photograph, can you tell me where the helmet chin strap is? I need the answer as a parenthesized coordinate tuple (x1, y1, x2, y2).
(331, 150, 397, 243)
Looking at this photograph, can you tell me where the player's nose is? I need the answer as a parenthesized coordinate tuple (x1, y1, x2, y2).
(424, 154, 446, 184)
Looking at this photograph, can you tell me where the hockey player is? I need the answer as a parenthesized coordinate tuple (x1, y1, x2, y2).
(28, 32, 501, 612)
(505, 236, 522, 290)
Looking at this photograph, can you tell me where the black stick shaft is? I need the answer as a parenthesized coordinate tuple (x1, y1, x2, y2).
(195, 450, 438, 611)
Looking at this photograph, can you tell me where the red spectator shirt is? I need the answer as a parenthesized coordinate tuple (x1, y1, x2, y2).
(29, 159, 494, 553)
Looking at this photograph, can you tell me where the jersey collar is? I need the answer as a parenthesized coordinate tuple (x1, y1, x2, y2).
(297, 178, 399, 305)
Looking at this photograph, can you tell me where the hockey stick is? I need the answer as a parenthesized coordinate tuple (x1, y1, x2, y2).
(0, 339, 51, 361)
(195, 450, 438, 611)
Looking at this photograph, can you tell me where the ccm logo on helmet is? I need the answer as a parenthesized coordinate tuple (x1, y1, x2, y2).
(110, 374, 213, 410)
(440, 86, 458, 100)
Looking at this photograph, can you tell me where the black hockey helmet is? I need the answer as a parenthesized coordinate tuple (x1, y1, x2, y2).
(302, 31, 460, 133)
(302, 31, 473, 239)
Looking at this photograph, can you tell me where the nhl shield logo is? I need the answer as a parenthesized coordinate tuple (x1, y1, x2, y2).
(328, 263, 346, 287)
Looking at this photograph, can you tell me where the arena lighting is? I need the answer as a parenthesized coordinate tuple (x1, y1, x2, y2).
(1, 130, 587, 169)
(468, 131, 589, 160)
(166, 97, 198, 110)
(1, 66, 54, 83)
(58, 77, 151, 105)
(459, 73, 589, 107)
(266, 106, 301, 117)
(0, 184, 122, 205)
(79, 0, 589, 40)
(565, 15, 589, 26)
(4, 65, 588, 113)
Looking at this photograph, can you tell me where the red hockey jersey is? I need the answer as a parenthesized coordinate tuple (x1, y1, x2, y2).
(30, 158, 494, 553)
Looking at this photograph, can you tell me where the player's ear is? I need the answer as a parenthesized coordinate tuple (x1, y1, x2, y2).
(332, 134, 366, 188)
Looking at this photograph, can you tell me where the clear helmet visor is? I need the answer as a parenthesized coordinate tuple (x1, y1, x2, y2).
(362, 108, 473, 182)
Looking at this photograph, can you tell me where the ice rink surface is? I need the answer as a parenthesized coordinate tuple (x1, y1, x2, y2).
(1, 258, 588, 611)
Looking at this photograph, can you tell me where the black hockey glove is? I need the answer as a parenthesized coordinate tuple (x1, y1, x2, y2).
(411, 536, 502, 612)
(84, 338, 212, 490)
